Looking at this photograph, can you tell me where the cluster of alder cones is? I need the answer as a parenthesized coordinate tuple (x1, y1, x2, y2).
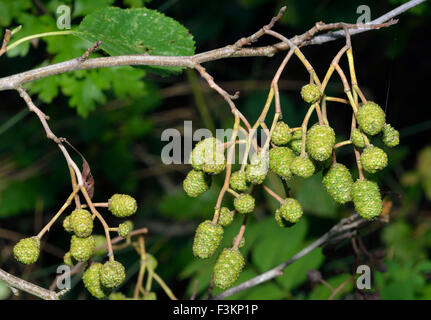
(183, 83, 399, 290)
(13, 193, 138, 298)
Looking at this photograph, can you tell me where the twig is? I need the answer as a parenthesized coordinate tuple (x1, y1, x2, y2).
(0, 1, 415, 91)
(0, 29, 11, 57)
(0, 268, 59, 300)
(213, 214, 365, 299)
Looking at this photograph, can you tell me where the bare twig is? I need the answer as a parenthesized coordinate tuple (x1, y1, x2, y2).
(0, 29, 12, 57)
(0, 268, 59, 300)
(0, 0, 419, 91)
(213, 214, 366, 300)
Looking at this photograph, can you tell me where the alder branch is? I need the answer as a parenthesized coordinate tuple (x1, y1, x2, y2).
(212, 214, 368, 300)
(0, 0, 424, 91)
(0, 268, 59, 300)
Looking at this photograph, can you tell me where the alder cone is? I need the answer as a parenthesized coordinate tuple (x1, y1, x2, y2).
(322, 163, 353, 204)
(233, 193, 255, 214)
(360, 146, 388, 173)
(82, 263, 111, 299)
(352, 179, 383, 220)
(13, 237, 40, 265)
(357, 102, 386, 135)
(306, 124, 335, 161)
(213, 248, 245, 289)
(183, 169, 211, 197)
(271, 121, 292, 146)
(229, 171, 249, 192)
(192, 220, 223, 259)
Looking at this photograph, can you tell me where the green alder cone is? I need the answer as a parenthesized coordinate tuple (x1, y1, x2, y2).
(63, 215, 73, 233)
(108, 292, 127, 300)
(82, 263, 111, 299)
(192, 220, 224, 259)
(229, 171, 249, 192)
(183, 169, 211, 197)
(218, 207, 234, 227)
(118, 222, 132, 237)
(290, 155, 315, 178)
(245, 163, 267, 185)
(301, 84, 322, 104)
(214, 248, 245, 289)
(382, 123, 400, 147)
(63, 251, 77, 267)
(202, 151, 226, 175)
(100, 261, 126, 288)
(245, 153, 268, 185)
(13, 237, 40, 265)
(190, 137, 225, 174)
(288, 129, 303, 155)
(352, 179, 383, 220)
(233, 193, 255, 214)
(145, 253, 158, 270)
(269, 147, 296, 180)
(275, 198, 303, 227)
(70, 235, 95, 262)
(70, 209, 93, 238)
(322, 163, 353, 204)
(360, 146, 388, 173)
(306, 124, 336, 161)
(357, 102, 386, 135)
(351, 128, 365, 148)
(108, 194, 137, 217)
(271, 121, 292, 146)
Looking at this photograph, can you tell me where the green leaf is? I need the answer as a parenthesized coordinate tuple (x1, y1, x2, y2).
(60, 70, 109, 117)
(0, 0, 31, 26)
(6, 13, 57, 57)
(277, 246, 325, 291)
(158, 187, 218, 220)
(252, 217, 308, 272)
(294, 173, 338, 218)
(74, 7, 195, 74)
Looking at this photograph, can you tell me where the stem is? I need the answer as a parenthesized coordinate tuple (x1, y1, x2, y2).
(37, 188, 79, 239)
(80, 186, 115, 261)
(6, 31, 74, 51)
(233, 212, 248, 249)
(212, 115, 240, 224)
(153, 272, 178, 300)
(186, 69, 216, 134)
(300, 104, 317, 157)
(263, 185, 284, 204)
(334, 140, 352, 149)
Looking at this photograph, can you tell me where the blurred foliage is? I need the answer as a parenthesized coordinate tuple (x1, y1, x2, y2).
(0, 0, 430, 300)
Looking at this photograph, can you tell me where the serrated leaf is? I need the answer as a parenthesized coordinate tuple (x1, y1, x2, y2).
(60, 70, 109, 117)
(74, 7, 195, 74)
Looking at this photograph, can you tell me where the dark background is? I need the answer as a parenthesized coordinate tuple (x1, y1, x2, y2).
(0, 0, 430, 300)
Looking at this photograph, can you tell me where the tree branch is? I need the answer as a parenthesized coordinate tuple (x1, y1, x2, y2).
(212, 214, 367, 300)
(0, 0, 422, 91)
(0, 268, 59, 300)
